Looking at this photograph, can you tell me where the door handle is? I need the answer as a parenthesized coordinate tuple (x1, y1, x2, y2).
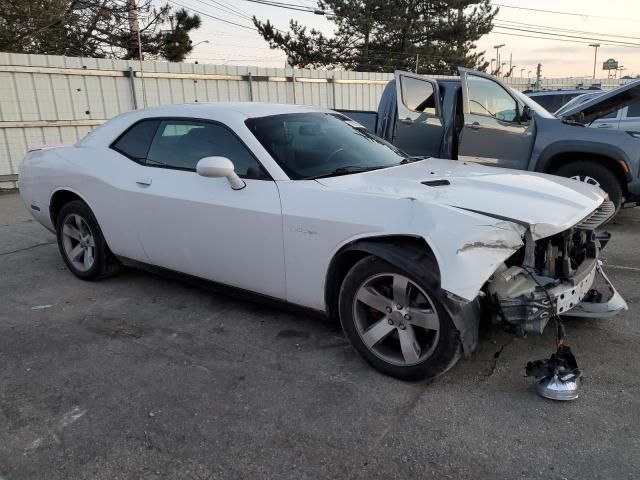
(136, 178, 152, 186)
(399, 117, 414, 125)
(597, 124, 612, 129)
(466, 122, 482, 130)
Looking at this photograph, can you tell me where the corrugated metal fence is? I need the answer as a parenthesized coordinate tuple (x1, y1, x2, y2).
(0, 52, 630, 185)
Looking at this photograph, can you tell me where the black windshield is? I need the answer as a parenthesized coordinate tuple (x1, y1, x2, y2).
(245, 113, 411, 180)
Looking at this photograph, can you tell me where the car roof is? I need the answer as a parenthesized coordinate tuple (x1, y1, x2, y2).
(130, 102, 328, 119)
(78, 102, 334, 148)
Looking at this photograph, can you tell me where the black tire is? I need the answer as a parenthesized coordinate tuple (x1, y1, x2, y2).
(55, 200, 119, 280)
(554, 161, 623, 212)
(338, 255, 461, 381)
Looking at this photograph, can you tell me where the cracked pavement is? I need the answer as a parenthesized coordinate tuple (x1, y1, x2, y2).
(1, 191, 639, 479)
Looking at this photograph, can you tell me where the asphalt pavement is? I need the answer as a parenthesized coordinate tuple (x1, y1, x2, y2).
(0, 191, 638, 479)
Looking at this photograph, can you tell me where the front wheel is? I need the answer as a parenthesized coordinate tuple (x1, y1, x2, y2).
(339, 256, 461, 381)
(554, 161, 623, 212)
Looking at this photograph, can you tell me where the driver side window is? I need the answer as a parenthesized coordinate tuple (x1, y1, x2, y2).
(467, 75, 518, 122)
(145, 120, 269, 179)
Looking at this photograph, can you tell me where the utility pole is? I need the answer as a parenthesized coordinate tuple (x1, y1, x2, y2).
(494, 44, 505, 76)
(589, 44, 600, 79)
(128, 0, 140, 58)
(535, 63, 542, 90)
(415, 53, 419, 74)
(128, 0, 146, 107)
(509, 52, 512, 75)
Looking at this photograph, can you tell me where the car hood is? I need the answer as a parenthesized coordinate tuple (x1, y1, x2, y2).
(560, 79, 640, 124)
(315, 159, 605, 239)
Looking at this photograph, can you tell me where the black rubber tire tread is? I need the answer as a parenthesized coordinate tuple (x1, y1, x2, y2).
(55, 200, 120, 280)
(339, 254, 461, 381)
(554, 160, 623, 212)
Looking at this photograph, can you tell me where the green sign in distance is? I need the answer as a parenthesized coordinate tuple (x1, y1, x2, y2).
(603, 58, 618, 70)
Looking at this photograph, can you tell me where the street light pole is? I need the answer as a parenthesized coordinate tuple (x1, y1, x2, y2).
(494, 44, 505, 76)
(589, 43, 600, 79)
(520, 68, 525, 77)
(490, 58, 496, 74)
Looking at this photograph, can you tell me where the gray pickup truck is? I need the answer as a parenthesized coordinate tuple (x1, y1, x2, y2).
(342, 68, 640, 210)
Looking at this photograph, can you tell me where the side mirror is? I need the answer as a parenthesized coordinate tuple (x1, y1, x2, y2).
(521, 105, 533, 123)
(196, 156, 245, 190)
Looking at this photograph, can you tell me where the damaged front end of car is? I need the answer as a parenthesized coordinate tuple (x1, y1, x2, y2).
(486, 200, 627, 336)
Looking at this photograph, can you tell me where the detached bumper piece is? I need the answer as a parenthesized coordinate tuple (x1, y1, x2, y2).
(561, 262, 628, 318)
(526, 345, 581, 401)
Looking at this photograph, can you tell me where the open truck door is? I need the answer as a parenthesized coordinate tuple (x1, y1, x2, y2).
(392, 71, 444, 157)
(457, 67, 534, 169)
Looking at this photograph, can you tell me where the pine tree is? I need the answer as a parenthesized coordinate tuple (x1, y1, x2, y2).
(0, 0, 201, 62)
(253, 0, 497, 74)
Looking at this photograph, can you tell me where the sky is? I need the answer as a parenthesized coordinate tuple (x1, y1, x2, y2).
(182, 0, 640, 79)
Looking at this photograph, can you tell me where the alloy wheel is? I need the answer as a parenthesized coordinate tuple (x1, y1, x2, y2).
(352, 273, 440, 366)
(61, 213, 96, 272)
(570, 175, 600, 187)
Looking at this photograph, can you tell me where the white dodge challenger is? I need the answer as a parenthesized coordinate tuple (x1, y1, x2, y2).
(19, 103, 627, 380)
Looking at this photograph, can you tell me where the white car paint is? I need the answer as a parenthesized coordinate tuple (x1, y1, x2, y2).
(18, 102, 611, 311)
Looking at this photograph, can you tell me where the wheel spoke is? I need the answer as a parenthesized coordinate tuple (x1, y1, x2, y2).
(392, 275, 409, 306)
(63, 224, 82, 241)
(398, 325, 421, 363)
(84, 247, 93, 268)
(73, 214, 84, 234)
(406, 307, 439, 331)
(68, 244, 84, 261)
(86, 235, 95, 247)
(361, 317, 395, 348)
(356, 286, 391, 313)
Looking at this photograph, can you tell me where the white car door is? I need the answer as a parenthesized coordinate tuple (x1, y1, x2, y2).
(120, 118, 285, 299)
(590, 108, 622, 130)
(618, 102, 640, 132)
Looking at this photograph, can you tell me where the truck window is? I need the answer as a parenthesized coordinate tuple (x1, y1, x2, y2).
(400, 76, 437, 115)
(467, 75, 517, 122)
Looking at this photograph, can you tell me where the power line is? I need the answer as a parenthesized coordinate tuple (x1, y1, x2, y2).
(491, 28, 640, 49)
(240, 0, 332, 14)
(169, 0, 255, 30)
(494, 3, 640, 22)
(208, 0, 253, 21)
(496, 19, 640, 41)
(493, 24, 640, 48)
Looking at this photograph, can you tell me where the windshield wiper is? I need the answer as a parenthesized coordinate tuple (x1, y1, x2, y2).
(401, 156, 427, 164)
(307, 165, 385, 180)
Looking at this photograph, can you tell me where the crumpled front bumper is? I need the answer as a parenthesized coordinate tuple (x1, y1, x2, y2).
(562, 261, 628, 318)
(490, 233, 628, 334)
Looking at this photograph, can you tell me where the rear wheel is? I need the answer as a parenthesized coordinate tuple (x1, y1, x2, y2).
(554, 161, 623, 211)
(55, 200, 119, 280)
(339, 255, 461, 381)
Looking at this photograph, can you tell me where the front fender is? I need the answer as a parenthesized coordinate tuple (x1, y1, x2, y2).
(332, 238, 483, 354)
(534, 140, 632, 180)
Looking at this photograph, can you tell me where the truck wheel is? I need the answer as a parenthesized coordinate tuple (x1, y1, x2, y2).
(555, 161, 623, 211)
(338, 255, 461, 381)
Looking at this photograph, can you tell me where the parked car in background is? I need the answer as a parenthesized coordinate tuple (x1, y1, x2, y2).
(525, 88, 601, 114)
(556, 90, 640, 134)
(18, 103, 626, 381)
(338, 69, 640, 211)
(554, 91, 603, 117)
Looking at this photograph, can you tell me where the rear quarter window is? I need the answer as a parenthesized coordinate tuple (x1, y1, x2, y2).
(111, 120, 160, 161)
